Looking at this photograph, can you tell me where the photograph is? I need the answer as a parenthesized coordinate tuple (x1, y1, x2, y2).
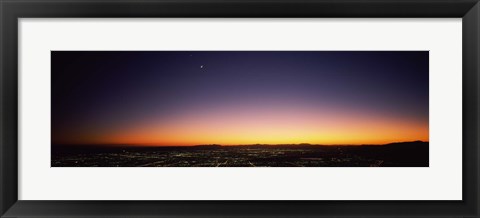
(51, 51, 429, 167)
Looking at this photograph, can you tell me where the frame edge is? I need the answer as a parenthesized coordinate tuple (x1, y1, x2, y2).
(1, 0, 479, 217)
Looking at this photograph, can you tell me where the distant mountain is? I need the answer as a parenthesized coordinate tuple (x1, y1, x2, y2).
(193, 144, 222, 148)
(350, 141, 429, 167)
(200, 141, 429, 148)
(384, 140, 427, 146)
(52, 141, 429, 149)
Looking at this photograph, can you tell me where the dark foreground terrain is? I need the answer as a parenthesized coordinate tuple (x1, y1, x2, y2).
(52, 141, 428, 167)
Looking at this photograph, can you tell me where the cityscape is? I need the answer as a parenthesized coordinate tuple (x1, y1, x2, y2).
(52, 141, 428, 167)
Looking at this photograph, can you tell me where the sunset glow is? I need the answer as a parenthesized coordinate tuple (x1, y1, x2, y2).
(55, 102, 428, 146)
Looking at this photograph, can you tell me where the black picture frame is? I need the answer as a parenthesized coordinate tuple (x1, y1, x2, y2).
(1, 0, 479, 217)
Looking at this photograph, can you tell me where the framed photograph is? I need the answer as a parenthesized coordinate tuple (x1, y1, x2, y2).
(1, 0, 478, 217)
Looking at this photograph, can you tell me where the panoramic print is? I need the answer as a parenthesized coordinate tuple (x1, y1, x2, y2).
(51, 51, 429, 167)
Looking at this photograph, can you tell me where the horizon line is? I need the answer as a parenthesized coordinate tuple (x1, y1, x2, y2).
(52, 140, 429, 147)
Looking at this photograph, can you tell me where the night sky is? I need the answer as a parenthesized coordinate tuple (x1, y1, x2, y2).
(52, 51, 429, 146)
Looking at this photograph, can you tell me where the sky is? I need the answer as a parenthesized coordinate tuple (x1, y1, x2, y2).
(52, 51, 429, 146)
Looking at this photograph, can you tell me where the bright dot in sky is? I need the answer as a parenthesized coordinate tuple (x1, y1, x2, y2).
(200, 65, 204, 69)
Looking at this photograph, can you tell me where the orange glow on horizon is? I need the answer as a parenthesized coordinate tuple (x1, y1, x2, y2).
(54, 102, 429, 146)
